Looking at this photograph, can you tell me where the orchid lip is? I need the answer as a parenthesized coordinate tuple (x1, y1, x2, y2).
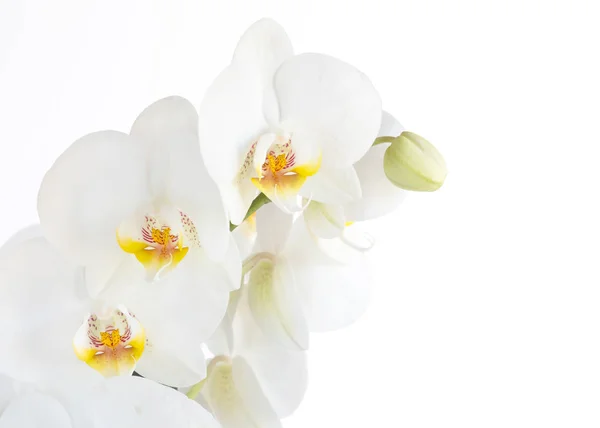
(73, 305, 146, 377)
(117, 210, 200, 281)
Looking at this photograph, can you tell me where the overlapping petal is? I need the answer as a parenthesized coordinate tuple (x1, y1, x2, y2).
(284, 220, 372, 332)
(125, 252, 231, 387)
(131, 96, 232, 260)
(0, 392, 72, 428)
(344, 111, 408, 221)
(274, 53, 382, 169)
(0, 236, 88, 383)
(38, 131, 149, 268)
(201, 289, 307, 427)
(246, 258, 309, 350)
(105, 376, 219, 428)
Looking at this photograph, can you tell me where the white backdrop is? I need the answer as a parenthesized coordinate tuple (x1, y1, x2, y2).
(1, 0, 599, 426)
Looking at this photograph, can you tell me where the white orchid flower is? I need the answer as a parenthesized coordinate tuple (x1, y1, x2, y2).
(239, 203, 371, 350)
(38, 96, 240, 299)
(304, 112, 408, 245)
(0, 229, 230, 387)
(190, 288, 307, 428)
(198, 18, 382, 225)
(0, 371, 218, 427)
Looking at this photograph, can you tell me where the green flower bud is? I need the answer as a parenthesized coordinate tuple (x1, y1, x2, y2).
(383, 131, 447, 191)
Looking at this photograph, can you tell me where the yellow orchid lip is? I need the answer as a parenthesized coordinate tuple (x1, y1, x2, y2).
(73, 306, 145, 377)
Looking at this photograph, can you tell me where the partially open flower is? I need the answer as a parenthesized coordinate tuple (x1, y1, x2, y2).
(192, 289, 307, 428)
(238, 204, 371, 350)
(383, 131, 447, 192)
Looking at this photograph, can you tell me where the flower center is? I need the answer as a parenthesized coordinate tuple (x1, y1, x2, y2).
(260, 140, 296, 179)
(117, 211, 199, 281)
(73, 306, 145, 377)
(265, 152, 288, 174)
(100, 329, 122, 349)
(237, 133, 321, 213)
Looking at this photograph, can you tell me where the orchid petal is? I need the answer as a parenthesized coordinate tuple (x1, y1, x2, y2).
(240, 334, 307, 418)
(344, 112, 407, 220)
(380, 110, 405, 137)
(0, 236, 89, 384)
(255, 202, 294, 254)
(344, 144, 408, 221)
(198, 64, 267, 224)
(106, 376, 219, 428)
(200, 357, 281, 428)
(129, 251, 230, 387)
(246, 258, 309, 350)
(285, 222, 371, 331)
(274, 53, 382, 168)
(299, 165, 362, 205)
(38, 131, 150, 268)
(304, 201, 346, 239)
(0, 392, 71, 428)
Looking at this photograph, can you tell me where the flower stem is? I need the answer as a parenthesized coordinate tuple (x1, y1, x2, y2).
(372, 136, 397, 146)
(229, 192, 271, 231)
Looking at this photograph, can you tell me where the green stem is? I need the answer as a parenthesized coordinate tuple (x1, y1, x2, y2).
(372, 136, 397, 146)
(230, 193, 271, 231)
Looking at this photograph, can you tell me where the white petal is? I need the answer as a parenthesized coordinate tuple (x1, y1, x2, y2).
(199, 19, 293, 224)
(232, 18, 294, 127)
(0, 375, 15, 413)
(205, 307, 234, 357)
(105, 376, 219, 428)
(220, 235, 243, 291)
(275, 53, 382, 168)
(132, 97, 232, 260)
(206, 287, 244, 358)
(38, 131, 150, 267)
(0, 224, 43, 259)
(246, 258, 309, 350)
(379, 110, 405, 137)
(343, 111, 407, 220)
(304, 201, 346, 239)
(58, 376, 138, 428)
(344, 144, 408, 221)
(0, 392, 71, 428)
(255, 202, 294, 254)
(201, 357, 281, 428)
(215, 291, 307, 420)
(232, 18, 293, 87)
(198, 63, 268, 221)
(0, 237, 89, 384)
(284, 222, 372, 331)
(232, 357, 283, 428)
(299, 165, 362, 204)
(241, 339, 307, 418)
(130, 96, 199, 197)
(129, 250, 230, 387)
(232, 215, 258, 260)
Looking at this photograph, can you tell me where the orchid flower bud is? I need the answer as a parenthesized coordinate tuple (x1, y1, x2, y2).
(383, 131, 447, 191)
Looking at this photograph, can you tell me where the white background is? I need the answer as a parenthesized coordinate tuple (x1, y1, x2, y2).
(1, 0, 599, 426)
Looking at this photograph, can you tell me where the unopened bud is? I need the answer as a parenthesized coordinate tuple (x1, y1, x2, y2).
(383, 132, 447, 191)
